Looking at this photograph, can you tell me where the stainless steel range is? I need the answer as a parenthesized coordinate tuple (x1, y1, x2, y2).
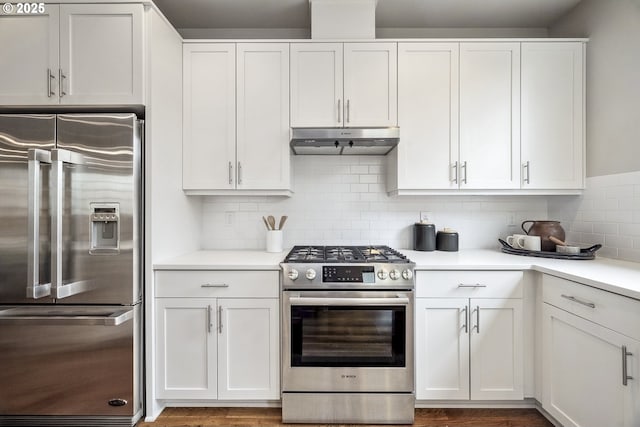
(280, 246, 415, 425)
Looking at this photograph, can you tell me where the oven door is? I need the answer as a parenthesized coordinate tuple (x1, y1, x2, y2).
(282, 290, 414, 393)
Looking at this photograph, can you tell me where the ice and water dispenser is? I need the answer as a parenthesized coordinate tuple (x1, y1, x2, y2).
(90, 203, 120, 254)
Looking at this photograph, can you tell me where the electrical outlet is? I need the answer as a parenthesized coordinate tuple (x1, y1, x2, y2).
(420, 211, 433, 223)
(507, 212, 516, 227)
(224, 212, 235, 226)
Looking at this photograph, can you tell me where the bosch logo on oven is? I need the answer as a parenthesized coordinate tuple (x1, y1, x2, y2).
(341, 374, 357, 379)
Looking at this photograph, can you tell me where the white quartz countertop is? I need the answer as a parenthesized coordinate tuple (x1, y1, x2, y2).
(154, 248, 640, 300)
(154, 250, 287, 270)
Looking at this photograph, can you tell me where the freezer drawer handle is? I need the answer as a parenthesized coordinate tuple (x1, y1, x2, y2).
(27, 149, 52, 299)
(0, 308, 134, 326)
(51, 149, 91, 299)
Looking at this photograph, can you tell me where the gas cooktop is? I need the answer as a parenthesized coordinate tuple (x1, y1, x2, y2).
(283, 245, 411, 264)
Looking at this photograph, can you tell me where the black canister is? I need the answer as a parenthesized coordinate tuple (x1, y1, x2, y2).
(414, 223, 436, 251)
(436, 228, 459, 251)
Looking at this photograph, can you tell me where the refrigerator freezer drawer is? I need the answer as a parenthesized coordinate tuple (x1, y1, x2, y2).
(0, 305, 142, 420)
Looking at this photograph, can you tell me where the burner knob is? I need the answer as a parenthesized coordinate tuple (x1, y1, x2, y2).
(389, 269, 400, 280)
(377, 269, 388, 280)
(287, 269, 299, 281)
(305, 268, 317, 280)
(402, 269, 413, 280)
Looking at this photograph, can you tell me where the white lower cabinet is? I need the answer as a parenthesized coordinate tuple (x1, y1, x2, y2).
(542, 275, 640, 427)
(155, 271, 280, 401)
(415, 271, 524, 401)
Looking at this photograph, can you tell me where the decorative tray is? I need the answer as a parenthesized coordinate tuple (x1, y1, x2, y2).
(498, 239, 602, 260)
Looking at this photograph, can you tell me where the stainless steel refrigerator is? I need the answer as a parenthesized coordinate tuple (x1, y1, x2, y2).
(0, 113, 143, 427)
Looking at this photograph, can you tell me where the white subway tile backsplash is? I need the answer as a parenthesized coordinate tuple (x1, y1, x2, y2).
(548, 170, 640, 263)
(200, 156, 550, 250)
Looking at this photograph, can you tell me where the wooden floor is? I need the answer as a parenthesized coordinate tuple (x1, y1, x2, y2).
(137, 407, 554, 427)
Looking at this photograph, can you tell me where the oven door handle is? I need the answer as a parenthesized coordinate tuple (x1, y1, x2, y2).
(288, 296, 410, 306)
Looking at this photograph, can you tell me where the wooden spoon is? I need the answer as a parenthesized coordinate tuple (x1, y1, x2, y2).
(278, 215, 288, 230)
(267, 215, 276, 231)
(262, 216, 271, 230)
(549, 235, 566, 246)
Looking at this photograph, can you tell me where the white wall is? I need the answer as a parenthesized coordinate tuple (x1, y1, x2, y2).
(550, 0, 640, 177)
(200, 156, 548, 250)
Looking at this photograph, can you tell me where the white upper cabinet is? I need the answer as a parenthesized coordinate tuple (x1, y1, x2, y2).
(236, 43, 291, 191)
(0, 3, 143, 105)
(182, 42, 291, 195)
(290, 42, 397, 127)
(0, 4, 59, 105)
(183, 44, 236, 191)
(459, 42, 521, 189)
(390, 42, 459, 191)
(290, 43, 343, 127)
(59, 4, 144, 105)
(343, 43, 397, 127)
(521, 42, 584, 189)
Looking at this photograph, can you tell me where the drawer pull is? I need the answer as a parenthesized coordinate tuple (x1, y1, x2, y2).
(623, 346, 633, 386)
(458, 283, 487, 288)
(561, 294, 596, 308)
(201, 283, 229, 288)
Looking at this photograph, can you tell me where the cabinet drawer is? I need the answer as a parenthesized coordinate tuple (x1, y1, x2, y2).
(416, 271, 523, 298)
(155, 270, 279, 298)
(543, 274, 640, 341)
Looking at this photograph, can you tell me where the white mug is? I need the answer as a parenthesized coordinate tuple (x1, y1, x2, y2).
(507, 234, 540, 251)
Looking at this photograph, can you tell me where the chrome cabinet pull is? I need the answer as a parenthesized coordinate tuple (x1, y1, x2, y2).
(458, 283, 487, 288)
(47, 68, 55, 97)
(472, 306, 480, 333)
(59, 69, 66, 97)
(237, 161, 242, 185)
(561, 294, 596, 309)
(218, 306, 223, 334)
(622, 346, 633, 386)
(207, 305, 212, 333)
(523, 161, 531, 185)
(461, 306, 468, 334)
(346, 99, 350, 123)
(228, 161, 233, 185)
(27, 149, 52, 299)
(461, 161, 468, 184)
(451, 161, 458, 184)
(201, 283, 229, 288)
(337, 99, 341, 123)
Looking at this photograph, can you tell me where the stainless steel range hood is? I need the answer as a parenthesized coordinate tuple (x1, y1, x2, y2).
(290, 127, 399, 155)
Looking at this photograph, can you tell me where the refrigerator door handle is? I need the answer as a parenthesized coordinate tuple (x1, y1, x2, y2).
(51, 148, 91, 300)
(27, 149, 52, 299)
(0, 308, 134, 326)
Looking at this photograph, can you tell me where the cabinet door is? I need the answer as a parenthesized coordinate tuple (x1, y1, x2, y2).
(396, 43, 459, 190)
(59, 4, 143, 104)
(459, 43, 520, 189)
(236, 43, 290, 190)
(183, 44, 236, 190)
(290, 43, 343, 127)
(522, 42, 584, 189)
(0, 4, 59, 105)
(470, 298, 523, 400)
(156, 298, 217, 399)
(344, 43, 397, 127)
(217, 298, 279, 400)
(543, 304, 640, 427)
(416, 298, 469, 400)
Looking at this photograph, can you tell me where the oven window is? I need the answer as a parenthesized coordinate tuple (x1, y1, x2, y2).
(290, 306, 406, 367)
